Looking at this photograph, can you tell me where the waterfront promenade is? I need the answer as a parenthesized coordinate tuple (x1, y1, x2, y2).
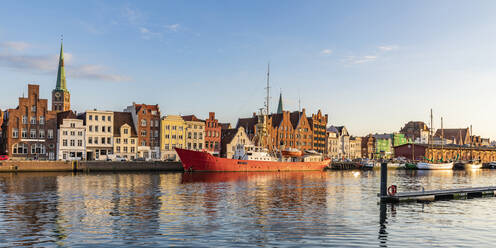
(0, 161, 183, 172)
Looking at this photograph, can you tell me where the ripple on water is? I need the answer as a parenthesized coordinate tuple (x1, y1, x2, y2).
(0, 170, 496, 246)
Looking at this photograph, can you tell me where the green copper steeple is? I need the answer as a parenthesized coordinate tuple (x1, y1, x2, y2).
(55, 40, 68, 92)
(277, 92, 283, 114)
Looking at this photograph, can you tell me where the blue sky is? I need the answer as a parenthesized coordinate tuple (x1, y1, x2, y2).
(1, 1, 496, 139)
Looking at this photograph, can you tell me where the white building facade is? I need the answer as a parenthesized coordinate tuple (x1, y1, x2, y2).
(79, 110, 114, 160)
(57, 118, 86, 160)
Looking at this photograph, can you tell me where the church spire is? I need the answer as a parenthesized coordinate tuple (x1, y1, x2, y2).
(277, 91, 283, 114)
(55, 38, 68, 92)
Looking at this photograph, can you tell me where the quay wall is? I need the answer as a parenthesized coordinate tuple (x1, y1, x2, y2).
(0, 161, 183, 172)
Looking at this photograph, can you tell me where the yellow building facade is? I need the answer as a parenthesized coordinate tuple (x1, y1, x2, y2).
(160, 115, 186, 161)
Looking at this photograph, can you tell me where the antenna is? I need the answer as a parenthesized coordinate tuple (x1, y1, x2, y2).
(264, 62, 271, 115)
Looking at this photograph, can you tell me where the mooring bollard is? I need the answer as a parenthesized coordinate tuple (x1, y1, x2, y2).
(380, 161, 388, 199)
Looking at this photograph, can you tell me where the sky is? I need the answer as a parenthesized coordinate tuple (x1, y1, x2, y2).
(1, 1, 496, 139)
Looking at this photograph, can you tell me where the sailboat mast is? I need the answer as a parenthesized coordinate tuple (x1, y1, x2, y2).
(441, 117, 444, 155)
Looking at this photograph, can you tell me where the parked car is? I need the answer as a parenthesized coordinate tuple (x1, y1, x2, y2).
(0, 155, 9, 161)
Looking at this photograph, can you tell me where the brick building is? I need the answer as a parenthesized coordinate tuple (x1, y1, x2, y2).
(361, 134, 375, 159)
(434, 128, 471, 146)
(236, 109, 328, 153)
(124, 103, 161, 160)
(309, 110, 328, 153)
(113, 112, 138, 160)
(1, 84, 57, 160)
(205, 112, 221, 155)
(289, 109, 313, 151)
(399, 121, 429, 144)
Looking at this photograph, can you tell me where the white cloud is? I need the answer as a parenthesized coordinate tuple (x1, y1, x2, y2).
(165, 24, 180, 32)
(378, 45, 399, 51)
(344, 55, 378, 64)
(122, 5, 143, 25)
(139, 27, 162, 40)
(0, 44, 131, 82)
(321, 49, 333, 55)
(1, 41, 30, 51)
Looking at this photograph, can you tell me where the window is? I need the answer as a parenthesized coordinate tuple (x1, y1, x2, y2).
(131, 139, 135, 144)
(123, 147, 128, 152)
(70, 131, 75, 136)
(107, 137, 111, 144)
(89, 115, 93, 121)
(102, 126, 105, 132)
(165, 144, 169, 150)
(95, 115, 99, 121)
(39, 130, 45, 138)
(101, 137, 106, 144)
(39, 116, 45, 125)
(179, 135, 183, 139)
(141, 140, 146, 146)
(141, 130, 147, 136)
(141, 119, 147, 127)
(30, 117, 36, 125)
(199, 133, 203, 139)
(22, 116, 27, 124)
(193, 143, 197, 149)
(70, 140, 75, 146)
(88, 137, 93, 144)
(108, 126, 111, 133)
(179, 126, 183, 131)
(151, 110, 157, 115)
(131, 147, 135, 153)
(12, 128, 18, 138)
(30, 129, 36, 138)
(63, 131, 68, 136)
(165, 134, 170, 139)
(94, 138, 98, 144)
(95, 125, 99, 132)
(172, 126, 176, 130)
(199, 143, 202, 149)
(154, 130, 158, 137)
(194, 133, 197, 139)
(124, 128, 128, 134)
(124, 138, 128, 144)
(102, 116, 106, 121)
(155, 120, 159, 127)
(166, 125, 170, 130)
(31, 144, 36, 154)
(48, 129, 53, 139)
(31, 105, 36, 112)
(142, 109, 146, 114)
(116, 146, 120, 152)
(116, 138, 121, 144)
(188, 132, 191, 139)
(108, 116, 111, 122)
(89, 125, 93, 132)
(63, 139, 68, 146)
(172, 135, 176, 139)
(78, 131, 83, 136)
(78, 140, 82, 146)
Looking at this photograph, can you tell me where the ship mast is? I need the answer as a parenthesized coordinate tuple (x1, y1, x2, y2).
(265, 63, 270, 115)
(441, 117, 444, 162)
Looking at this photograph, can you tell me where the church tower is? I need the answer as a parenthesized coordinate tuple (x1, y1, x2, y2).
(52, 40, 70, 112)
(276, 92, 283, 114)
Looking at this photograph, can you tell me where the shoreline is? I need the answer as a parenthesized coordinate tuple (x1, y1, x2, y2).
(0, 161, 184, 173)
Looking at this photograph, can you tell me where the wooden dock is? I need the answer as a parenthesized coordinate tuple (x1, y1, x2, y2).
(380, 186, 496, 203)
(378, 161, 496, 203)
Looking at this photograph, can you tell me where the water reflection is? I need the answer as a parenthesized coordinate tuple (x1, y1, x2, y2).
(0, 170, 496, 246)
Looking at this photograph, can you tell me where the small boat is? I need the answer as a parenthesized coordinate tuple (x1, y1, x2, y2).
(387, 162, 405, 169)
(487, 162, 496, 169)
(465, 162, 482, 170)
(360, 159, 378, 169)
(416, 162, 454, 170)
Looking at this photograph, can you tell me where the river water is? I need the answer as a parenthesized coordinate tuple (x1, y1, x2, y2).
(0, 170, 495, 247)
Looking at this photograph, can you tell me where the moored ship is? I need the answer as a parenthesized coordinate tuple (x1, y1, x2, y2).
(175, 145, 330, 172)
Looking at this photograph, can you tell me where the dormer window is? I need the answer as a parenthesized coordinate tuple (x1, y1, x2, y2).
(31, 106, 36, 112)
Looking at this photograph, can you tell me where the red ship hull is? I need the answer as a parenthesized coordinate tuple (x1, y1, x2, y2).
(175, 148, 330, 172)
